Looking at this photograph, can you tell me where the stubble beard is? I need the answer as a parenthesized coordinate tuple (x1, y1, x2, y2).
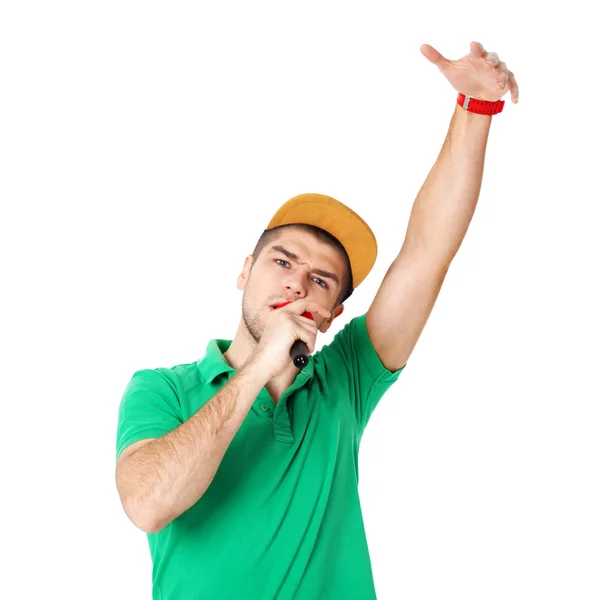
(242, 292, 264, 344)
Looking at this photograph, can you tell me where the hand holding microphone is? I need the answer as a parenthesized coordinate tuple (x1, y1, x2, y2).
(249, 300, 331, 381)
(273, 301, 314, 368)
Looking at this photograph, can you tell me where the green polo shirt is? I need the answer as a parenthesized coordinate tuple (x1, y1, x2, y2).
(116, 313, 405, 600)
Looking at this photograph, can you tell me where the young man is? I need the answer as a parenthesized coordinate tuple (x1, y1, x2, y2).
(115, 41, 519, 599)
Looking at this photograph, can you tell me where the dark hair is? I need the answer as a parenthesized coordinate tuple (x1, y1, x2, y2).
(250, 223, 354, 305)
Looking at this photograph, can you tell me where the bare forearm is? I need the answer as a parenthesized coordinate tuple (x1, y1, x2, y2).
(402, 104, 492, 265)
(117, 361, 267, 533)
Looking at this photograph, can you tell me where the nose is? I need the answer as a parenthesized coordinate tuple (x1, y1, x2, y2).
(284, 274, 307, 298)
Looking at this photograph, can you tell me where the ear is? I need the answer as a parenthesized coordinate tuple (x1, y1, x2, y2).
(318, 303, 344, 334)
(236, 255, 254, 291)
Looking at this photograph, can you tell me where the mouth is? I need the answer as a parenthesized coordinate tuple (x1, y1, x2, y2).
(269, 301, 292, 311)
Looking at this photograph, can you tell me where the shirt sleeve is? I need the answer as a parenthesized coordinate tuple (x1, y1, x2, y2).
(314, 313, 406, 433)
(115, 368, 183, 461)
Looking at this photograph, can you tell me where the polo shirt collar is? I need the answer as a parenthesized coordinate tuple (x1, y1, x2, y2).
(201, 339, 236, 383)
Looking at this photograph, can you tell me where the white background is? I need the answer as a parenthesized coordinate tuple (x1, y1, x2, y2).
(2, 1, 599, 599)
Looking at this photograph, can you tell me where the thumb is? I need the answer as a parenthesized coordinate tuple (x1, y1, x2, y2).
(420, 44, 450, 70)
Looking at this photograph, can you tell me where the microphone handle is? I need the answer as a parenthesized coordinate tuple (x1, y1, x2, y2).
(290, 339, 309, 368)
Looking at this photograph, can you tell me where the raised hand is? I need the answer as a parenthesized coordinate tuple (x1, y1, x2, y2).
(420, 41, 519, 104)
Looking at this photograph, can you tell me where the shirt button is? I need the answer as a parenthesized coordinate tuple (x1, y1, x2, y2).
(260, 403, 270, 412)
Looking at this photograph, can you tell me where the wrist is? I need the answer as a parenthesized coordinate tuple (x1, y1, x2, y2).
(457, 92, 504, 116)
(240, 354, 271, 388)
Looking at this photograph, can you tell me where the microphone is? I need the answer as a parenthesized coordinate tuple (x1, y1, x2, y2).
(273, 301, 314, 368)
(290, 339, 309, 368)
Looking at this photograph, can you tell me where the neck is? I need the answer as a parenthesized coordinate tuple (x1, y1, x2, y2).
(223, 317, 299, 402)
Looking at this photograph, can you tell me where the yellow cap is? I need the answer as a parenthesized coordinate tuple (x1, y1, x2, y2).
(266, 193, 377, 289)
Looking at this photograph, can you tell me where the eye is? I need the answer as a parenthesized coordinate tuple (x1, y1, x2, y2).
(275, 259, 329, 289)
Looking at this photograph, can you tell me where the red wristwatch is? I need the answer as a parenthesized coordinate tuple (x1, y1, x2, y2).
(457, 92, 505, 115)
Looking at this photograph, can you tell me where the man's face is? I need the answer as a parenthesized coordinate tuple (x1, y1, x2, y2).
(237, 228, 346, 342)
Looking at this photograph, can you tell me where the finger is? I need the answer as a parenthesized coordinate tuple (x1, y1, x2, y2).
(296, 322, 318, 339)
(298, 314, 318, 327)
(294, 325, 318, 353)
(507, 70, 520, 103)
(291, 315, 318, 334)
(485, 51, 500, 67)
(496, 62, 509, 88)
(470, 41, 485, 57)
(420, 44, 451, 70)
(285, 300, 332, 320)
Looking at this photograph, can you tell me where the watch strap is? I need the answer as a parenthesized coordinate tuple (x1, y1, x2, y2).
(457, 92, 505, 115)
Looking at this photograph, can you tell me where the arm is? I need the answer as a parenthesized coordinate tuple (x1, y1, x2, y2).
(367, 41, 519, 371)
(116, 361, 266, 534)
(115, 299, 328, 534)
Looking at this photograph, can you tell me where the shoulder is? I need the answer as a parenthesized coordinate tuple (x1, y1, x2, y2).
(313, 313, 405, 382)
(124, 357, 203, 403)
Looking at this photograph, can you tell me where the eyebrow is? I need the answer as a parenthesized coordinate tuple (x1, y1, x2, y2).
(269, 245, 340, 287)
